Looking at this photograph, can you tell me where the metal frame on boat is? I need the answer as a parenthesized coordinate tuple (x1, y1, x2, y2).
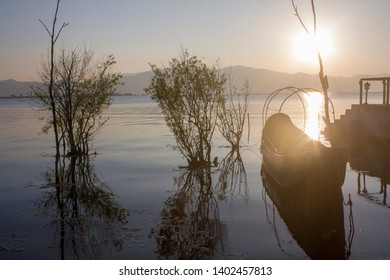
(261, 87, 346, 188)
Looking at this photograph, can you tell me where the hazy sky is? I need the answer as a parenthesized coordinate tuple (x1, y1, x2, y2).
(1, 0, 389, 81)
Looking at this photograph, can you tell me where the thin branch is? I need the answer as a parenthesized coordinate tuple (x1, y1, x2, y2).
(291, 0, 310, 34)
(54, 22, 69, 44)
(311, 0, 317, 33)
(39, 19, 52, 36)
(291, 0, 330, 124)
(39, 0, 69, 44)
(51, 0, 61, 40)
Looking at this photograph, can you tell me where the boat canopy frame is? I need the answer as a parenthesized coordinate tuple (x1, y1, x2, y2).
(262, 86, 336, 128)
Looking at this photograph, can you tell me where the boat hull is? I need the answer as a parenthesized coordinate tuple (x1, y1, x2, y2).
(261, 113, 346, 188)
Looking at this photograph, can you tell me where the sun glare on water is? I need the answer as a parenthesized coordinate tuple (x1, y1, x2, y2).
(304, 92, 324, 140)
(293, 28, 334, 63)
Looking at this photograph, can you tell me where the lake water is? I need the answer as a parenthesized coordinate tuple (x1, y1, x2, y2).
(1, 93, 390, 260)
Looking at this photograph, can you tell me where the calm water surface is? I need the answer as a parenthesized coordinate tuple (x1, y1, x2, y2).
(1, 93, 389, 260)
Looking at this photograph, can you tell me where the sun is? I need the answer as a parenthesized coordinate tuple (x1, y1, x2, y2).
(293, 28, 334, 63)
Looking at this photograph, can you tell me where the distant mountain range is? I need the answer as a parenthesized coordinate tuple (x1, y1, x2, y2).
(0, 79, 39, 98)
(1, 66, 387, 98)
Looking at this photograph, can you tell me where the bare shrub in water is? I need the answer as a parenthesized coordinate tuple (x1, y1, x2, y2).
(33, 47, 122, 156)
(217, 79, 250, 151)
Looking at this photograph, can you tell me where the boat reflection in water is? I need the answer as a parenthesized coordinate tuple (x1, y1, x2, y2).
(261, 163, 352, 259)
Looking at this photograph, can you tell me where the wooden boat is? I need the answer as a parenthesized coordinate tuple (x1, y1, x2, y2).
(261, 165, 348, 259)
(261, 112, 346, 187)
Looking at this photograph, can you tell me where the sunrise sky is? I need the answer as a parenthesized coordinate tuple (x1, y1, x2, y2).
(1, 0, 389, 81)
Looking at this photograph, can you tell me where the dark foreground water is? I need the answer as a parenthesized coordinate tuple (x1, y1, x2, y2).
(1, 93, 390, 260)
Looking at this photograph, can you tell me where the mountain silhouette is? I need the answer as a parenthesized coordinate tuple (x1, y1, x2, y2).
(1, 66, 386, 97)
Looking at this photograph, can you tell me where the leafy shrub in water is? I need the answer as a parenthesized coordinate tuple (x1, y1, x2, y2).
(146, 50, 226, 168)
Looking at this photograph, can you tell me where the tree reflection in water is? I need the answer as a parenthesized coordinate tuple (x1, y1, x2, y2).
(153, 150, 248, 259)
(154, 168, 224, 259)
(36, 156, 128, 259)
(215, 150, 248, 202)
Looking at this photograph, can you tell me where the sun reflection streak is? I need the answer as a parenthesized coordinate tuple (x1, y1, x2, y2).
(304, 91, 324, 140)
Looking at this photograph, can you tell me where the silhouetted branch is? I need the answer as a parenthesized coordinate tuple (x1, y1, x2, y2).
(291, 0, 310, 34)
(55, 23, 69, 43)
(38, 19, 52, 36)
(37, 0, 69, 158)
(311, 0, 317, 32)
(291, 0, 330, 125)
(217, 77, 250, 151)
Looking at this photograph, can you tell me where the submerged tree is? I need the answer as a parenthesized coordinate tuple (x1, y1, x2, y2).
(33, 0, 126, 260)
(217, 78, 250, 151)
(145, 50, 226, 168)
(34, 47, 122, 156)
(39, 0, 68, 158)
